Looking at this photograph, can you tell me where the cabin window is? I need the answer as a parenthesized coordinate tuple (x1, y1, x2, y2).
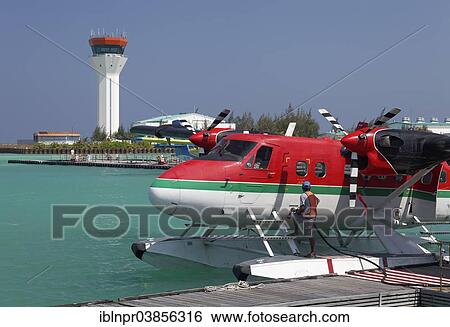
(363, 175, 371, 181)
(253, 146, 272, 169)
(440, 171, 447, 183)
(395, 175, 404, 182)
(421, 172, 433, 185)
(296, 161, 308, 176)
(315, 162, 326, 178)
(377, 176, 386, 180)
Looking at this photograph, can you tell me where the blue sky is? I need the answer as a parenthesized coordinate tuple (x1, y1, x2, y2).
(1, 1, 450, 142)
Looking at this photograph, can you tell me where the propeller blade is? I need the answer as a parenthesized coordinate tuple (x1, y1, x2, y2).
(349, 152, 359, 208)
(318, 108, 348, 135)
(372, 107, 401, 126)
(207, 108, 231, 131)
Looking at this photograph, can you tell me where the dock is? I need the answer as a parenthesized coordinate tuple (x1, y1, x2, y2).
(8, 159, 175, 170)
(66, 268, 450, 307)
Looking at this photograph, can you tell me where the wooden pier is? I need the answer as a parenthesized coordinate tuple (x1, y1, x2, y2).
(8, 159, 174, 170)
(66, 275, 418, 307)
(65, 265, 450, 307)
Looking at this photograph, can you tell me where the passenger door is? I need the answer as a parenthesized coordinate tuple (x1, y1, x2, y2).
(223, 163, 241, 214)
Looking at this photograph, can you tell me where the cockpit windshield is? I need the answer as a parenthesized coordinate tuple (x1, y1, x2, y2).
(197, 139, 257, 161)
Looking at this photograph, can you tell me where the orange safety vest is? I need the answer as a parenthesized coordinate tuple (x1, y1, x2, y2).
(303, 190, 319, 218)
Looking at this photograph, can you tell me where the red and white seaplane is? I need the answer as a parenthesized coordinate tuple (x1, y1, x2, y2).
(131, 108, 450, 280)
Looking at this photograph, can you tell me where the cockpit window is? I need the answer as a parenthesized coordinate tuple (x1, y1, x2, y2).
(197, 139, 257, 161)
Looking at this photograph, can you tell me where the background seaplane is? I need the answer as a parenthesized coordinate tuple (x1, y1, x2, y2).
(131, 108, 244, 152)
(131, 107, 450, 279)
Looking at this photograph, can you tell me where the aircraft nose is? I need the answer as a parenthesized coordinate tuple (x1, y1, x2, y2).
(340, 132, 367, 156)
(148, 170, 180, 207)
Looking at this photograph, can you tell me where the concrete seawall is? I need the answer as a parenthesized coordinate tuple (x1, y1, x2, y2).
(8, 159, 175, 170)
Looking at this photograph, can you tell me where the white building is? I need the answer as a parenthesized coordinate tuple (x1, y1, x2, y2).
(33, 131, 80, 145)
(89, 33, 128, 137)
(132, 112, 235, 130)
(389, 117, 450, 135)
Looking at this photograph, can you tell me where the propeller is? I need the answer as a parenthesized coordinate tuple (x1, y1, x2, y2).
(195, 108, 231, 145)
(361, 107, 401, 135)
(373, 107, 401, 126)
(318, 107, 401, 208)
(349, 152, 359, 208)
(318, 109, 357, 207)
(318, 109, 348, 136)
(207, 108, 231, 131)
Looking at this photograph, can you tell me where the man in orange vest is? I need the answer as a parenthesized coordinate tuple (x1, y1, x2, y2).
(292, 181, 320, 257)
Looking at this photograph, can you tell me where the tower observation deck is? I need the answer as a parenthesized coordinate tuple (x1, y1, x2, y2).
(89, 33, 128, 137)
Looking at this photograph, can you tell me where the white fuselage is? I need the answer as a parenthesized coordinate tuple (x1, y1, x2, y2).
(149, 180, 450, 228)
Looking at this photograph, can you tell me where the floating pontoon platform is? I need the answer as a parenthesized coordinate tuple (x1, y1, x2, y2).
(67, 266, 450, 307)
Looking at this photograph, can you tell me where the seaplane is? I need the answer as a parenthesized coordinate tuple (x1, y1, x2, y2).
(131, 108, 256, 152)
(131, 108, 450, 280)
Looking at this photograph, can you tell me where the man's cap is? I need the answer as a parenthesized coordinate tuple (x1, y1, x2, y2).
(302, 181, 311, 189)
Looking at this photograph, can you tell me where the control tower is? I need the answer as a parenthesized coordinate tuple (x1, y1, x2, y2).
(89, 33, 128, 136)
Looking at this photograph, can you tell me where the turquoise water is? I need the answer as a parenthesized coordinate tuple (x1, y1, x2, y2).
(0, 154, 233, 306)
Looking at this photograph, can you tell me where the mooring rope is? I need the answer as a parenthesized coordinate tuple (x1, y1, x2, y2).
(204, 281, 264, 292)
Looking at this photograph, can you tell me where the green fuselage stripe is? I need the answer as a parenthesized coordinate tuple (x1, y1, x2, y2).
(438, 190, 450, 198)
(152, 178, 444, 202)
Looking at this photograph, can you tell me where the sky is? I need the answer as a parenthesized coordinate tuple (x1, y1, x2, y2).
(1, 1, 450, 142)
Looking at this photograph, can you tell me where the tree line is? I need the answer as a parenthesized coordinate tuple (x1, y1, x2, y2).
(228, 105, 319, 137)
(90, 104, 320, 142)
(91, 125, 132, 142)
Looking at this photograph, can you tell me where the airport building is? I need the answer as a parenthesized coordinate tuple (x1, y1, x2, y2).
(389, 116, 450, 135)
(132, 112, 235, 130)
(33, 131, 80, 144)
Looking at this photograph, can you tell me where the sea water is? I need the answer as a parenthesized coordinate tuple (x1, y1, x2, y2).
(0, 154, 233, 306)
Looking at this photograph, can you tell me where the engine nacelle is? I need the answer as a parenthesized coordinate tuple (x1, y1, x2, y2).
(188, 128, 234, 152)
(341, 128, 450, 176)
